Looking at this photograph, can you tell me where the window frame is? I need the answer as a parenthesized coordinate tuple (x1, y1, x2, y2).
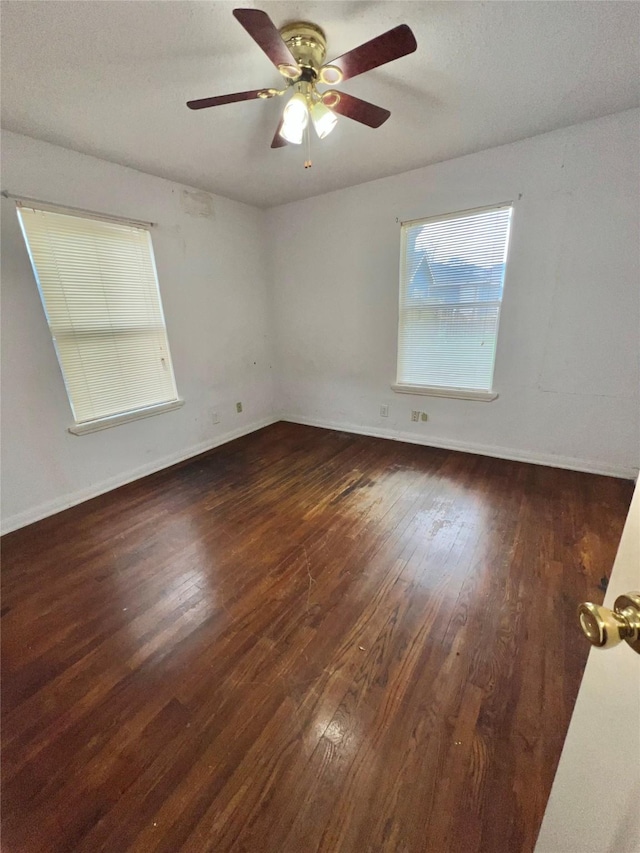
(393, 202, 513, 402)
(16, 199, 183, 434)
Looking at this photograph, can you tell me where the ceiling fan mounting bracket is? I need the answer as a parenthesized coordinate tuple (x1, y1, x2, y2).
(279, 21, 327, 77)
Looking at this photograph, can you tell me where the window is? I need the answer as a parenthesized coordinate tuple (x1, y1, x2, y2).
(17, 203, 181, 434)
(394, 204, 513, 401)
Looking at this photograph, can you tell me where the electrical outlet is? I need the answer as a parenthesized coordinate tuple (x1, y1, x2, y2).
(380, 404, 389, 418)
(421, 412, 428, 422)
(236, 402, 243, 413)
(411, 410, 420, 422)
(212, 411, 220, 425)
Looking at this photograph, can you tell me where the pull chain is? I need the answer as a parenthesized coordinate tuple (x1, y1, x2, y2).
(304, 122, 312, 169)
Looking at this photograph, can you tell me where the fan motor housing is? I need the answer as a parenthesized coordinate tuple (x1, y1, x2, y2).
(279, 21, 327, 77)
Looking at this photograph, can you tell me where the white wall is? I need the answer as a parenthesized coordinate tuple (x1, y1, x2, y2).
(1, 131, 275, 532)
(269, 109, 640, 478)
(2, 111, 638, 533)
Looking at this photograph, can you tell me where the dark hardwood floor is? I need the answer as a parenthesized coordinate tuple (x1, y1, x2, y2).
(1, 422, 633, 853)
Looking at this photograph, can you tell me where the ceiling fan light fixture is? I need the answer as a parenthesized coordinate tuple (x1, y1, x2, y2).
(319, 64, 343, 85)
(278, 62, 301, 80)
(310, 100, 338, 139)
(280, 91, 309, 144)
(279, 120, 305, 145)
(283, 92, 309, 126)
(321, 90, 341, 109)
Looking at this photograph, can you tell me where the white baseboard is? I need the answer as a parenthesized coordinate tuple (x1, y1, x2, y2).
(1, 415, 278, 535)
(3, 413, 634, 535)
(280, 414, 637, 480)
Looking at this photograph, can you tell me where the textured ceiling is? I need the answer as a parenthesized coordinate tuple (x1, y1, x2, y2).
(2, 1, 639, 207)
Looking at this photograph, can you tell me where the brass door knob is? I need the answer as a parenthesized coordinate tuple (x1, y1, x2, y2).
(578, 592, 640, 654)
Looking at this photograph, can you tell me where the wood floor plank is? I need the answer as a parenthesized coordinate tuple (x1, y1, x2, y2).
(1, 422, 633, 852)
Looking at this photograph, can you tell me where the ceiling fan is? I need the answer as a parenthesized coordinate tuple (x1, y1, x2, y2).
(187, 8, 417, 161)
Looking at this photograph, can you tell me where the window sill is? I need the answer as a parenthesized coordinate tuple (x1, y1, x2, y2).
(391, 384, 498, 402)
(68, 399, 184, 435)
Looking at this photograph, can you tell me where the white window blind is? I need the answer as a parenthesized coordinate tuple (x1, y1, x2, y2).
(397, 204, 512, 394)
(17, 204, 179, 427)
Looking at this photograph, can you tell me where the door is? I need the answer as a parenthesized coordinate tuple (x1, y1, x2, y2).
(535, 482, 640, 853)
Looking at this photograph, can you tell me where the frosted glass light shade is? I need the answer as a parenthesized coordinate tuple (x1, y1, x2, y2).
(310, 101, 338, 139)
(283, 93, 308, 128)
(280, 120, 304, 145)
(280, 92, 309, 145)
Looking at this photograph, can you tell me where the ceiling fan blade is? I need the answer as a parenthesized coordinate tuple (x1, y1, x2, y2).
(187, 89, 266, 110)
(233, 9, 301, 78)
(322, 24, 416, 83)
(271, 117, 288, 148)
(322, 91, 390, 128)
